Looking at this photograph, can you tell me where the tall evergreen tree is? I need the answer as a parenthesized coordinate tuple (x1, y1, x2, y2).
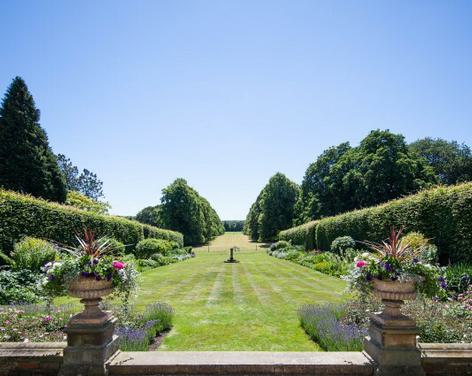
(0, 77, 66, 202)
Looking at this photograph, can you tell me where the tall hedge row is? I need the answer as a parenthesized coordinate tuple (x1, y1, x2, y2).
(0, 190, 183, 252)
(279, 183, 472, 264)
(278, 220, 318, 250)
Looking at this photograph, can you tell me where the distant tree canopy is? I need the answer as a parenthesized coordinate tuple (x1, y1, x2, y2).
(294, 130, 438, 224)
(137, 179, 224, 245)
(57, 154, 104, 200)
(409, 138, 472, 185)
(223, 220, 245, 232)
(135, 205, 161, 227)
(244, 173, 299, 242)
(0, 77, 66, 202)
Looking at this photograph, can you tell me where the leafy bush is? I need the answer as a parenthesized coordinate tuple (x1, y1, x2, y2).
(401, 232, 438, 263)
(105, 238, 126, 255)
(330, 236, 355, 255)
(269, 240, 291, 252)
(298, 304, 366, 351)
(0, 189, 183, 252)
(0, 250, 14, 267)
(136, 259, 159, 269)
(135, 239, 174, 259)
(281, 183, 472, 264)
(443, 263, 472, 295)
(10, 237, 57, 272)
(0, 270, 42, 304)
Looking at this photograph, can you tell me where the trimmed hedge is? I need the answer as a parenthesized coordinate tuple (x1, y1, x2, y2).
(0, 190, 183, 252)
(278, 220, 318, 250)
(279, 183, 472, 264)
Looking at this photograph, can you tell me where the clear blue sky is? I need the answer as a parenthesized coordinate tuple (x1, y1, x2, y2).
(1, 1, 471, 219)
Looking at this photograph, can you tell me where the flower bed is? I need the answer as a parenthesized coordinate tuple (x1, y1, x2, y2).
(298, 304, 366, 351)
(0, 301, 174, 351)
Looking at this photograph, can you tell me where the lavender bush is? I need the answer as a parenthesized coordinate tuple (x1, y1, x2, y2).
(115, 302, 174, 351)
(298, 304, 366, 351)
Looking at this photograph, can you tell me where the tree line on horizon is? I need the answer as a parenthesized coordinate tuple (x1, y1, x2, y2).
(244, 129, 472, 242)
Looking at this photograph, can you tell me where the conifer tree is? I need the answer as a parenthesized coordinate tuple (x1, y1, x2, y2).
(0, 77, 66, 202)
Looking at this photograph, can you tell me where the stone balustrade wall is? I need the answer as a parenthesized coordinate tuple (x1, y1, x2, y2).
(0, 342, 470, 376)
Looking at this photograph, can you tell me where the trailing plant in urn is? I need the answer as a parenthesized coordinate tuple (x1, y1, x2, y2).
(345, 227, 442, 298)
(42, 229, 137, 302)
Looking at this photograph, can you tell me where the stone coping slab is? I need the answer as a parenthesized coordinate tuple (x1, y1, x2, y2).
(0, 342, 66, 357)
(108, 351, 374, 375)
(419, 342, 472, 357)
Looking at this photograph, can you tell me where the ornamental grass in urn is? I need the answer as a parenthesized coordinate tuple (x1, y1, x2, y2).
(346, 227, 442, 299)
(42, 229, 137, 301)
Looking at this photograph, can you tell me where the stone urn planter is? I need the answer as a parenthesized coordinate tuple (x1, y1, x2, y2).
(373, 278, 416, 301)
(365, 278, 425, 376)
(68, 276, 114, 326)
(61, 276, 118, 376)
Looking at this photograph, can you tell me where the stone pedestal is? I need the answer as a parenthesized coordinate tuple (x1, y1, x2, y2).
(364, 281, 425, 376)
(60, 296, 118, 376)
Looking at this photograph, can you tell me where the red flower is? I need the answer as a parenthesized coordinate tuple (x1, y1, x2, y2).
(356, 260, 367, 268)
(112, 261, 125, 270)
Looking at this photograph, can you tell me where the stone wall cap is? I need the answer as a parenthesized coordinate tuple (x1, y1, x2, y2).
(0, 341, 65, 357)
(111, 351, 373, 366)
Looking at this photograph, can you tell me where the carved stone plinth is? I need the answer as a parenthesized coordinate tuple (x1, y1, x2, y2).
(364, 279, 425, 376)
(60, 277, 118, 376)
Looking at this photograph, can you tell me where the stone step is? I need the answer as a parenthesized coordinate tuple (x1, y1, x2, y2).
(107, 351, 374, 375)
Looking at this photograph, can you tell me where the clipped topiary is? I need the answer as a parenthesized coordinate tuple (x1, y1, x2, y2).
(330, 236, 355, 255)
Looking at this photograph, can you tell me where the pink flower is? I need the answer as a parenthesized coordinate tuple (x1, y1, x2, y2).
(42, 315, 52, 323)
(356, 260, 367, 268)
(112, 261, 125, 270)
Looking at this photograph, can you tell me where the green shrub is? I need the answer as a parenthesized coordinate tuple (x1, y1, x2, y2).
(443, 263, 472, 295)
(0, 189, 183, 252)
(0, 270, 42, 304)
(0, 250, 14, 267)
(142, 302, 174, 333)
(136, 259, 159, 269)
(11, 237, 57, 272)
(269, 240, 291, 252)
(401, 232, 438, 263)
(105, 238, 126, 255)
(281, 183, 472, 264)
(135, 239, 173, 259)
(330, 236, 355, 255)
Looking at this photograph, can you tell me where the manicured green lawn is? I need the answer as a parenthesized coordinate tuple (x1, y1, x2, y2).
(134, 233, 347, 351)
